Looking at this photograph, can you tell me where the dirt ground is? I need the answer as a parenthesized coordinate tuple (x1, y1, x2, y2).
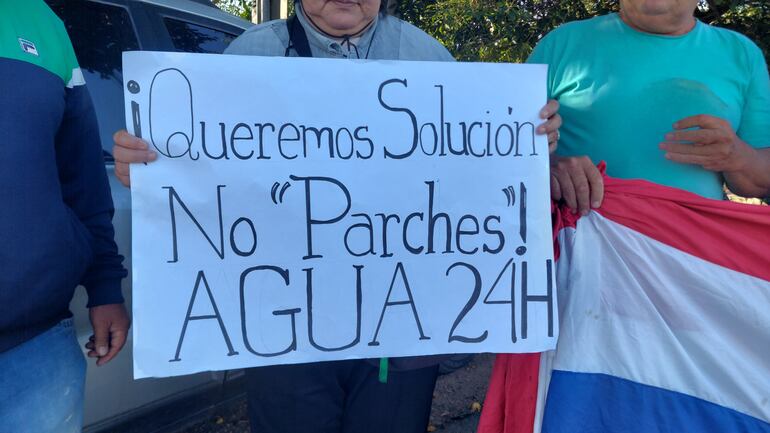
(177, 354, 494, 433)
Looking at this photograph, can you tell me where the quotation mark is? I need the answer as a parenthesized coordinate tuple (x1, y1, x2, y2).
(502, 185, 515, 207)
(271, 181, 291, 204)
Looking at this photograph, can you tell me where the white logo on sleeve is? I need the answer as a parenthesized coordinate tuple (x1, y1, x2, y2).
(18, 38, 39, 56)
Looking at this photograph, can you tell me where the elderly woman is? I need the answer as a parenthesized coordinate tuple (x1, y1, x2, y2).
(112, 0, 561, 432)
(537, 0, 770, 214)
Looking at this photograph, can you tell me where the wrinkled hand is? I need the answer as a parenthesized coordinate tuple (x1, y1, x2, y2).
(550, 154, 604, 215)
(537, 99, 562, 153)
(85, 303, 130, 366)
(659, 115, 753, 173)
(113, 130, 157, 188)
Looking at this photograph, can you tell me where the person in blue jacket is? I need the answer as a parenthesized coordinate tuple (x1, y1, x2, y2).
(0, 1, 129, 432)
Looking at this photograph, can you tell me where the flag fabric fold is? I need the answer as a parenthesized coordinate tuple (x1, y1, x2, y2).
(479, 172, 770, 433)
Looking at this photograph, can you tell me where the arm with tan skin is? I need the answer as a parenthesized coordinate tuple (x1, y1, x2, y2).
(112, 100, 563, 187)
(724, 148, 770, 198)
(660, 115, 770, 198)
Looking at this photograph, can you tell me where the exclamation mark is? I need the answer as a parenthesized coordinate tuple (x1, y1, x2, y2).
(127, 80, 147, 166)
(127, 80, 142, 138)
(516, 182, 527, 256)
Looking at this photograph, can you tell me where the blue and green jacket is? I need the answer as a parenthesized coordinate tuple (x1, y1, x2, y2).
(0, 0, 127, 352)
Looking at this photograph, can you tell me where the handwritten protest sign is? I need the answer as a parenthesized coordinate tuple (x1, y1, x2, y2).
(123, 52, 557, 379)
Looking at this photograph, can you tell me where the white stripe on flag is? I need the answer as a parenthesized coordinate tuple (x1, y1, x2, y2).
(551, 212, 770, 423)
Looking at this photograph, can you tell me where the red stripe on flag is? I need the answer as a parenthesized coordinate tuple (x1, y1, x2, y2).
(477, 353, 541, 433)
(593, 174, 770, 283)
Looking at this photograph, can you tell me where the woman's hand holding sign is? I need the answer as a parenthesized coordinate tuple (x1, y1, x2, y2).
(113, 129, 157, 187)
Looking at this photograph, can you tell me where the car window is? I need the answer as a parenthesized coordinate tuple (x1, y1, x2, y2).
(48, 0, 140, 162)
(164, 18, 237, 54)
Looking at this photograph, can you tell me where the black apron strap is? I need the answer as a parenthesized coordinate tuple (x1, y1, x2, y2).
(285, 14, 313, 58)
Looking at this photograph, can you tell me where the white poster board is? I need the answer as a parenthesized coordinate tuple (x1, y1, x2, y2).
(123, 52, 557, 379)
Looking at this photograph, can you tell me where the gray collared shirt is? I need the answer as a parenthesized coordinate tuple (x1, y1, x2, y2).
(223, 8, 456, 372)
(224, 8, 454, 62)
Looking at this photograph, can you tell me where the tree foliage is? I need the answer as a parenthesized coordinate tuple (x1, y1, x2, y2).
(212, 0, 768, 67)
(702, 1, 769, 60)
(398, 0, 769, 63)
(212, 0, 253, 20)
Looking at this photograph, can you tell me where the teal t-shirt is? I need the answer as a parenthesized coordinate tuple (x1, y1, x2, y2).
(529, 13, 770, 199)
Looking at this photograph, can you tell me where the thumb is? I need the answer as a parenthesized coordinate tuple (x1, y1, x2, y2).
(93, 320, 110, 357)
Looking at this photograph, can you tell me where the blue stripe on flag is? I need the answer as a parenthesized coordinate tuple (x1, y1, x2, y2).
(543, 371, 770, 433)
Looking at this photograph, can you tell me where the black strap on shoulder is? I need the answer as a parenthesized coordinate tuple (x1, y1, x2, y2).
(285, 14, 313, 58)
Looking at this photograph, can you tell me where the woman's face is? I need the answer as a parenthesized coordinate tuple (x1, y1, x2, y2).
(619, 0, 699, 35)
(301, 0, 380, 36)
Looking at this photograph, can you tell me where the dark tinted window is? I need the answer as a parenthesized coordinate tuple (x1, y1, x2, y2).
(164, 18, 236, 54)
(48, 0, 140, 160)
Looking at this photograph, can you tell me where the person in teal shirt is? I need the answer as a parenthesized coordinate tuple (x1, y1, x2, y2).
(530, 0, 770, 213)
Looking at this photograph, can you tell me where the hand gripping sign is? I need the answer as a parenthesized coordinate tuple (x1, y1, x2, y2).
(123, 52, 557, 378)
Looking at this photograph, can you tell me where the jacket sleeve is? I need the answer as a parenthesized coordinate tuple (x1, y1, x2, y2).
(56, 55, 127, 307)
